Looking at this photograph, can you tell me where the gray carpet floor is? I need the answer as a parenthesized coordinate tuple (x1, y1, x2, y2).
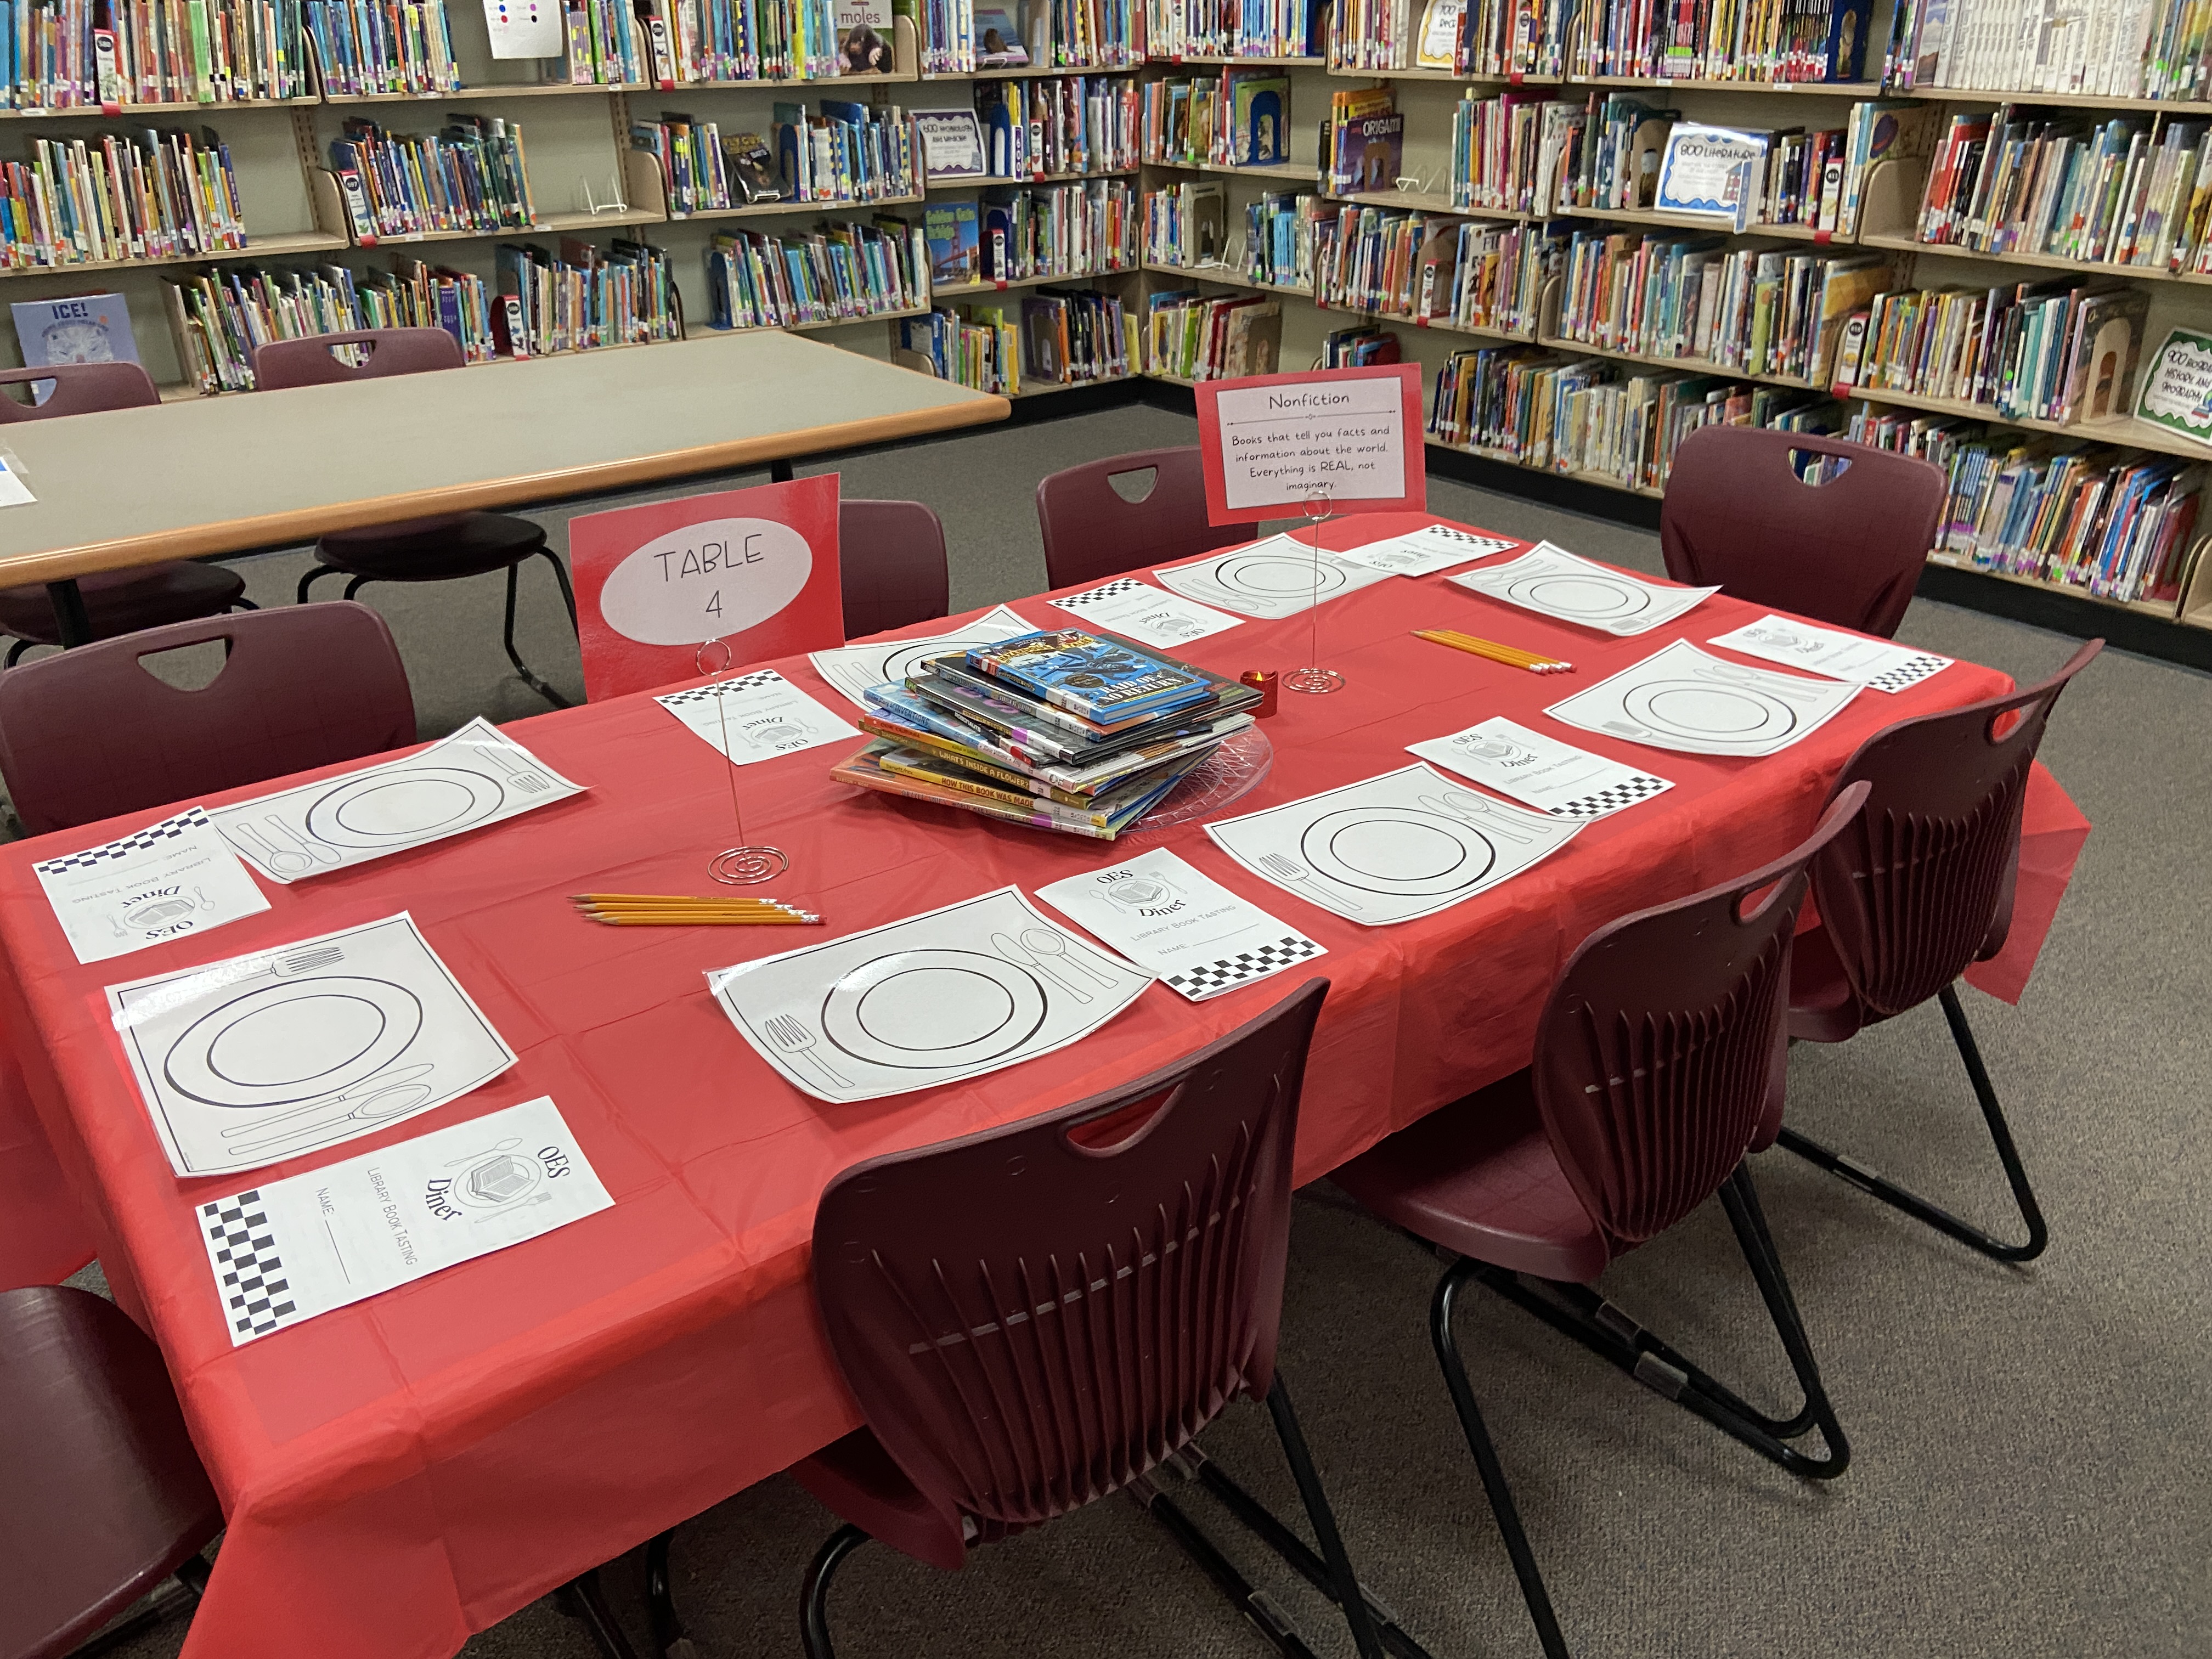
(66, 404, 2210, 1659)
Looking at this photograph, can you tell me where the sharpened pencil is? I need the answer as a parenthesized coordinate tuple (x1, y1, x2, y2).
(1413, 630, 1574, 674)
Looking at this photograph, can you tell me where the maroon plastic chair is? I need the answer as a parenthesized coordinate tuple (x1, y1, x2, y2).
(1780, 640, 2102, 1264)
(839, 499, 949, 640)
(253, 329, 577, 708)
(1, 1286, 222, 1659)
(0, 364, 250, 664)
(1035, 445, 1261, 590)
(0, 603, 415, 836)
(1661, 426, 1945, 639)
(783, 980, 1392, 1659)
(1332, 785, 1871, 1659)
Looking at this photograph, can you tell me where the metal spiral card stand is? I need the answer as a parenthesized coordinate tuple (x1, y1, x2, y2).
(696, 639, 789, 886)
(1284, 488, 1345, 696)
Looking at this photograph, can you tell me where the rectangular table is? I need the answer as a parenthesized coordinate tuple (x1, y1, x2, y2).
(0, 515, 2014, 1659)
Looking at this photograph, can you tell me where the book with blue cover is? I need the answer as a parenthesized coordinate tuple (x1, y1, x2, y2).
(13, 294, 140, 372)
(965, 629, 1217, 724)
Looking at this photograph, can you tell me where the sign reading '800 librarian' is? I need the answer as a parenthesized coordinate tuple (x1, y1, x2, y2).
(567, 474, 847, 702)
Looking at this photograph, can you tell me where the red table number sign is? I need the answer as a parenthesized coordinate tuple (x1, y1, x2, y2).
(568, 474, 845, 701)
(1193, 364, 1427, 526)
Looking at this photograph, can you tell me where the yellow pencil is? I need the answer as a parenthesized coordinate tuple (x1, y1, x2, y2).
(1413, 630, 1574, 675)
(582, 914, 822, 927)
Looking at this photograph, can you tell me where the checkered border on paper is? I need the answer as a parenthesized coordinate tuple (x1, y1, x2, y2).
(201, 1191, 298, 1341)
(1165, 935, 1323, 998)
(1060, 578, 1150, 607)
(1548, 775, 1672, 820)
(1412, 526, 1515, 552)
(658, 669, 787, 707)
(1865, 654, 1951, 695)
(33, 806, 209, 875)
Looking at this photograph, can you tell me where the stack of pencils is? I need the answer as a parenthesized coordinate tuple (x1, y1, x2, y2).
(1413, 630, 1574, 675)
(571, 894, 822, 926)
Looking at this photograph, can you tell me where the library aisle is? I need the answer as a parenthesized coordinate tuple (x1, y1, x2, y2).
(54, 404, 2209, 1659)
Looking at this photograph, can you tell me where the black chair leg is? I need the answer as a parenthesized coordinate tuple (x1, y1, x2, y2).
(5, 637, 35, 667)
(65, 1557, 211, 1658)
(799, 1523, 869, 1659)
(503, 559, 573, 709)
(540, 545, 580, 633)
(297, 564, 346, 605)
(644, 1528, 699, 1659)
(342, 574, 374, 601)
(1262, 1375, 1387, 1659)
(1777, 982, 2047, 1263)
(229, 597, 259, 612)
(1432, 1257, 1573, 1659)
(557, 1567, 642, 1659)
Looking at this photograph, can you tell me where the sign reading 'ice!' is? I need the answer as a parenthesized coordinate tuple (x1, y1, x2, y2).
(1194, 365, 1425, 524)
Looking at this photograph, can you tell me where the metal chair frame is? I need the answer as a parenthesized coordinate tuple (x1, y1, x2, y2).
(296, 550, 579, 709)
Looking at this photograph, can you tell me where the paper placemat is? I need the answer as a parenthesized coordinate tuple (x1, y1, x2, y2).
(108, 912, 517, 1177)
(657, 668, 859, 764)
(1155, 534, 1393, 619)
(1545, 639, 1861, 758)
(1449, 542, 1719, 635)
(1037, 848, 1324, 1002)
(195, 1096, 610, 1345)
(1205, 764, 1581, 927)
(710, 885, 1154, 1103)
(34, 805, 270, 964)
(1048, 577, 1244, 647)
(809, 603, 1035, 708)
(210, 718, 584, 884)
(1707, 614, 1955, 693)
(1408, 717, 1674, 819)
(1333, 523, 1520, 575)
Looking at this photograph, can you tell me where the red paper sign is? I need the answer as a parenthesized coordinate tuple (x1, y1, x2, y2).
(568, 474, 845, 701)
(1193, 364, 1426, 526)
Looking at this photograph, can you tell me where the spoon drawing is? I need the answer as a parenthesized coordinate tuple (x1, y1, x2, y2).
(238, 823, 312, 876)
(1020, 927, 1115, 988)
(992, 930, 1086, 1002)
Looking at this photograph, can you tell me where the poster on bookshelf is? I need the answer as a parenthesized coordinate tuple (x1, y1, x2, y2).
(1193, 364, 1425, 523)
(2135, 328, 2212, 450)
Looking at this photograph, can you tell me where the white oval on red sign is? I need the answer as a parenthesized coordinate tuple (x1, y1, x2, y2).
(596, 516, 814, 645)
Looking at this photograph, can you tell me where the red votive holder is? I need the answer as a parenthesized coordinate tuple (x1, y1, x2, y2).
(1240, 670, 1278, 718)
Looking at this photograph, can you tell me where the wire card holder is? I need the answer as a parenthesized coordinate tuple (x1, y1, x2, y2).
(696, 639, 790, 885)
(1284, 489, 1345, 696)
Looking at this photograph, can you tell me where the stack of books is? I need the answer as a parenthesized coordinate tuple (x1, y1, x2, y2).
(1, 128, 245, 270)
(706, 214, 924, 330)
(4, 0, 317, 107)
(832, 628, 1260, 840)
(328, 117, 535, 240)
(307, 0, 458, 96)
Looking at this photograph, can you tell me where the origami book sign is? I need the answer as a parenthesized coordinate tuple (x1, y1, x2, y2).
(1194, 365, 1426, 524)
(568, 475, 845, 699)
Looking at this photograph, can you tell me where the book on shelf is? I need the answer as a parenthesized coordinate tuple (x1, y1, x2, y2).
(1333, 0, 1413, 70)
(768, 99, 921, 204)
(1144, 178, 1225, 267)
(329, 117, 535, 241)
(917, 0, 1135, 75)
(726, 133, 782, 202)
(1142, 289, 1280, 379)
(1, 126, 245, 270)
(1142, 69, 1289, 170)
(12, 294, 138, 379)
(897, 303, 1021, 391)
(976, 74, 1137, 179)
(1837, 99, 1937, 237)
(1567, 0, 1870, 82)
(971, 1, 1026, 62)
(1244, 189, 1317, 289)
(308, 0, 458, 97)
(1452, 0, 1568, 76)
(1326, 86, 1403, 197)
(924, 199, 981, 281)
(1, 0, 317, 108)
(707, 212, 924, 328)
(633, 114, 735, 216)
(1322, 321, 1399, 366)
(1553, 95, 1678, 214)
(1229, 72, 1290, 167)
(1887, 0, 2212, 101)
(1020, 284, 1129, 381)
(1142, 0, 1319, 58)
(1449, 88, 1557, 215)
(495, 238, 679, 356)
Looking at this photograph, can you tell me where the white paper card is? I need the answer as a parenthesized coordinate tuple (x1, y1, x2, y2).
(1049, 577, 1243, 647)
(1209, 374, 1412, 513)
(809, 603, 1035, 708)
(0, 455, 32, 506)
(1205, 763, 1581, 927)
(1155, 534, 1392, 620)
(481, 0, 563, 55)
(108, 912, 518, 1177)
(1333, 523, 1520, 575)
(1037, 849, 1324, 1002)
(1706, 614, 1955, 694)
(710, 885, 1153, 1103)
(657, 668, 859, 764)
(1449, 543, 1719, 635)
(34, 805, 271, 964)
(1545, 639, 1861, 758)
(209, 718, 584, 885)
(1408, 718, 1674, 819)
(195, 1096, 611, 1345)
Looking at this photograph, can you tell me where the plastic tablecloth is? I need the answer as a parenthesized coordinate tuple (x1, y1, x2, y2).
(0, 516, 2072, 1659)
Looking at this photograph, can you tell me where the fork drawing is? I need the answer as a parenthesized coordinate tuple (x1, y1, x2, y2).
(763, 1014, 850, 1090)
(1257, 852, 1360, 913)
(242, 945, 345, 982)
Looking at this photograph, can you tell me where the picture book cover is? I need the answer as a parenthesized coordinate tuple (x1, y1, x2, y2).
(972, 2, 1027, 64)
(966, 629, 1214, 721)
(1334, 112, 1405, 195)
(834, 0, 890, 72)
(13, 294, 139, 373)
(1229, 73, 1291, 166)
(924, 201, 981, 283)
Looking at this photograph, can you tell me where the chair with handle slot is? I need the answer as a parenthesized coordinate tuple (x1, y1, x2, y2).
(0, 602, 415, 836)
(252, 329, 578, 707)
(1330, 785, 1872, 1659)
(0, 363, 252, 666)
(1035, 445, 1261, 591)
(1778, 640, 2102, 1263)
(1660, 425, 1946, 639)
(839, 499, 949, 639)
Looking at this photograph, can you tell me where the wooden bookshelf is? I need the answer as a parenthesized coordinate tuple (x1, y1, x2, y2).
(921, 63, 1141, 80)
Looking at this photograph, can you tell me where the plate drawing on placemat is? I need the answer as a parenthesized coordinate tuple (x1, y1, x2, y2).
(1504, 571, 1655, 623)
(162, 977, 426, 1107)
(1449, 542, 1719, 636)
(1297, 805, 1498, 896)
(809, 604, 1035, 708)
(304, 768, 507, 848)
(1620, 680, 1800, 743)
(711, 886, 1152, 1103)
(1155, 537, 1390, 620)
(1545, 639, 1861, 758)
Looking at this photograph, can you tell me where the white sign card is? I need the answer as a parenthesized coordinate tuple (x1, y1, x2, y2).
(809, 603, 1035, 709)
(656, 668, 860, 764)
(1048, 577, 1243, 647)
(914, 109, 988, 176)
(1706, 615, 1954, 693)
(209, 718, 584, 885)
(1449, 543, 1720, 636)
(1545, 639, 1861, 758)
(1205, 763, 1582, 927)
(1332, 523, 1520, 576)
(107, 912, 518, 1177)
(1155, 534, 1392, 620)
(1655, 123, 1770, 229)
(710, 885, 1152, 1103)
(195, 1096, 611, 1345)
(34, 805, 270, 964)
(1203, 370, 1418, 514)
(1408, 718, 1675, 820)
(2134, 325, 2212, 447)
(481, 0, 563, 56)
(1037, 848, 1324, 1002)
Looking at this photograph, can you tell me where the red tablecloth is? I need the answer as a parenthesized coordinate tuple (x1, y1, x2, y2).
(0, 516, 2057, 1659)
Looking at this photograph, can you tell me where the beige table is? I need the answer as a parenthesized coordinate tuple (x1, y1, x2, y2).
(0, 330, 1009, 641)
